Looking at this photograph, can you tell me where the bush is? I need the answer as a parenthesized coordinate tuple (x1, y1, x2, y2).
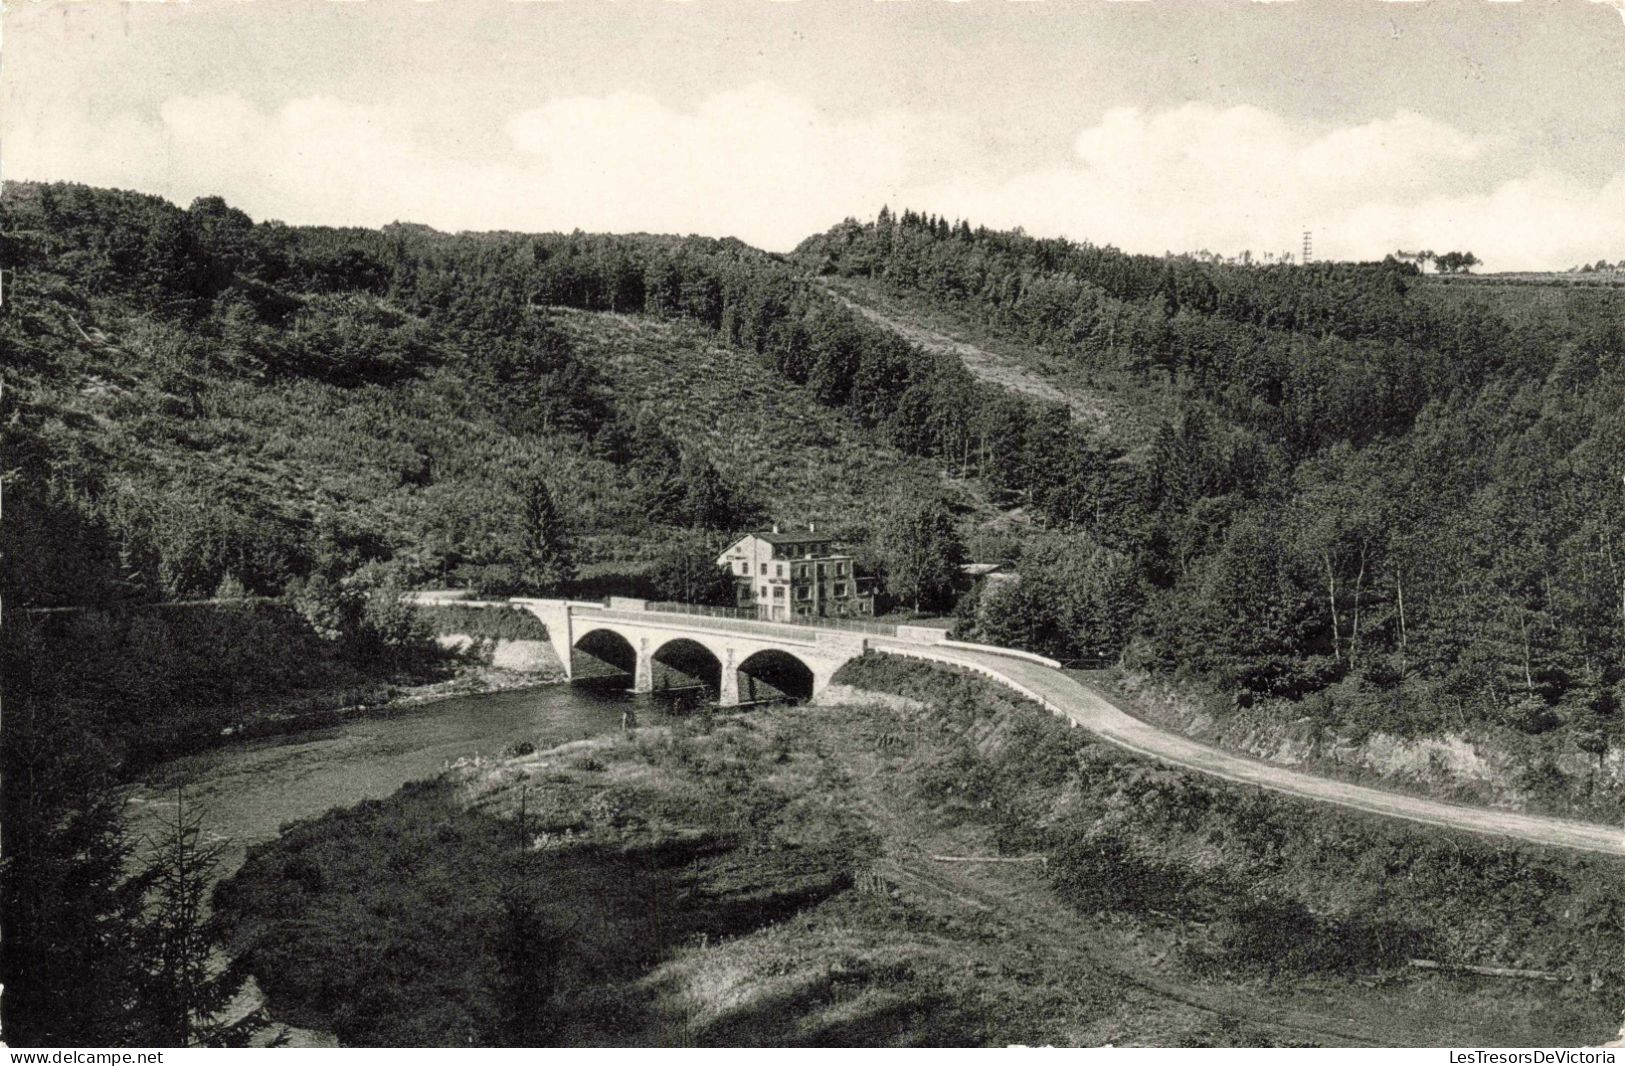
(1049, 832, 1200, 919)
(1204, 896, 1428, 976)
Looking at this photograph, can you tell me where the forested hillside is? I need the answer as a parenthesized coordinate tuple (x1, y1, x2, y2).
(1, 183, 1001, 610)
(3, 183, 1050, 1044)
(797, 209, 1625, 779)
(546, 309, 979, 550)
(5, 183, 1624, 773)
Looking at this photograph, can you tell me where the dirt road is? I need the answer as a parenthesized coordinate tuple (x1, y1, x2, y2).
(875, 640, 1625, 857)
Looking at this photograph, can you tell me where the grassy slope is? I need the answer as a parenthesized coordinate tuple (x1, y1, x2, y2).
(19, 294, 999, 584)
(218, 708, 1259, 1047)
(1100, 669, 1625, 823)
(216, 663, 1620, 1047)
(554, 308, 995, 539)
(14, 299, 637, 561)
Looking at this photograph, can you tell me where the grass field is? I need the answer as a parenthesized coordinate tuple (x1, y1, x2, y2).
(1415, 275, 1625, 333)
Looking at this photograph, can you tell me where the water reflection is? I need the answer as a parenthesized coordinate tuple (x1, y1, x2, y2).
(127, 682, 631, 876)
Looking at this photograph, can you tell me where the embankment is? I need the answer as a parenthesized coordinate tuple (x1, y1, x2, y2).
(1105, 671, 1625, 824)
(17, 598, 565, 773)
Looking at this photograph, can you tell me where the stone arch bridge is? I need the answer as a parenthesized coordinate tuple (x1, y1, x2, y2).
(512, 597, 912, 705)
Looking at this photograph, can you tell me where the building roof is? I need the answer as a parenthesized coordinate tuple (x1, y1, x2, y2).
(753, 529, 833, 546)
(961, 562, 1006, 576)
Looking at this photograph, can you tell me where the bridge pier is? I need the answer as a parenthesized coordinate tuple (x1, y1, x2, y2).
(720, 658, 740, 706)
(633, 639, 653, 695)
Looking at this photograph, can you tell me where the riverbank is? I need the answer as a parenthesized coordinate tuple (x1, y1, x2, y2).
(213, 655, 1625, 1047)
(130, 659, 566, 780)
(227, 662, 566, 734)
(127, 672, 627, 1047)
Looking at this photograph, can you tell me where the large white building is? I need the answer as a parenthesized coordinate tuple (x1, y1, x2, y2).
(716, 525, 878, 622)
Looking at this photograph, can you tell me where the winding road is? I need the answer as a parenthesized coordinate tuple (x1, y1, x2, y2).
(874, 639, 1625, 858)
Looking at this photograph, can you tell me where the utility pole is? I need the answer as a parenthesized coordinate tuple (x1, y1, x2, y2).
(1302, 229, 1314, 266)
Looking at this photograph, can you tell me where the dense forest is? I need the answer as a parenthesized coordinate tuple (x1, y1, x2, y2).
(796, 209, 1625, 761)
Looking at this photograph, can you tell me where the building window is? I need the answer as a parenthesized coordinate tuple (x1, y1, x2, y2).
(776, 564, 784, 578)
(773, 587, 785, 599)
(760, 563, 766, 575)
(760, 585, 768, 597)
(836, 562, 847, 576)
(796, 587, 811, 601)
(834, 582, 847, 597)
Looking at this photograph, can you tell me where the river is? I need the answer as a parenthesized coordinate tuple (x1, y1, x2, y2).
(124, 681, 630, 1046)
(128, 681, 629, 877)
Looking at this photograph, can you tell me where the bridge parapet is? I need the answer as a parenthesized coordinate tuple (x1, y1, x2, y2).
(506, 596, 1057, 707)
(575, 605, 823, 647)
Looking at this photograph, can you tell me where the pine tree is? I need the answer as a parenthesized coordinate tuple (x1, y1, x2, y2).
(1, 621, 150, 1046)
(136, 788, 261, 1047)
(513, 475, 575, 593)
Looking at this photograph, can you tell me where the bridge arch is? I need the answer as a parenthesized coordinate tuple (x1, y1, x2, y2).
(650, 637, 723, 700)
(737, 648, 815, 704)
(571, 627, 637, 687)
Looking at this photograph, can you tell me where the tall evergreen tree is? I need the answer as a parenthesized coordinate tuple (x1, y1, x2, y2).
(1, 621, 150, 1046)
(513, 475, 575, 593)
(136, 789, 260, 1046)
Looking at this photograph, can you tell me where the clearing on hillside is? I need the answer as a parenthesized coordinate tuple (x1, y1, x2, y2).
(553, 309, 1002, 535)
(817, 276, 1167, 456)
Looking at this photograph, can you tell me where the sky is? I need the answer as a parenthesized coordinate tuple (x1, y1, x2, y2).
(5, 0, 1624, 270)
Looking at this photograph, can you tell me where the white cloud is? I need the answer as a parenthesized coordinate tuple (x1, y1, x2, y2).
(915, 103, 1621, 269)
(7, 88, 1622, 269)
(501, 84, 947, 241)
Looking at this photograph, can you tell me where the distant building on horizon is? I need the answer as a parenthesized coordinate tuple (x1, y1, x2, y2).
(716, 524, 877, 622)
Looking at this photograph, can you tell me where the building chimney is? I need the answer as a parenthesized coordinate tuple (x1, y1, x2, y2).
(772, 523, 780, 534)
(809, 521, 816, 532)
